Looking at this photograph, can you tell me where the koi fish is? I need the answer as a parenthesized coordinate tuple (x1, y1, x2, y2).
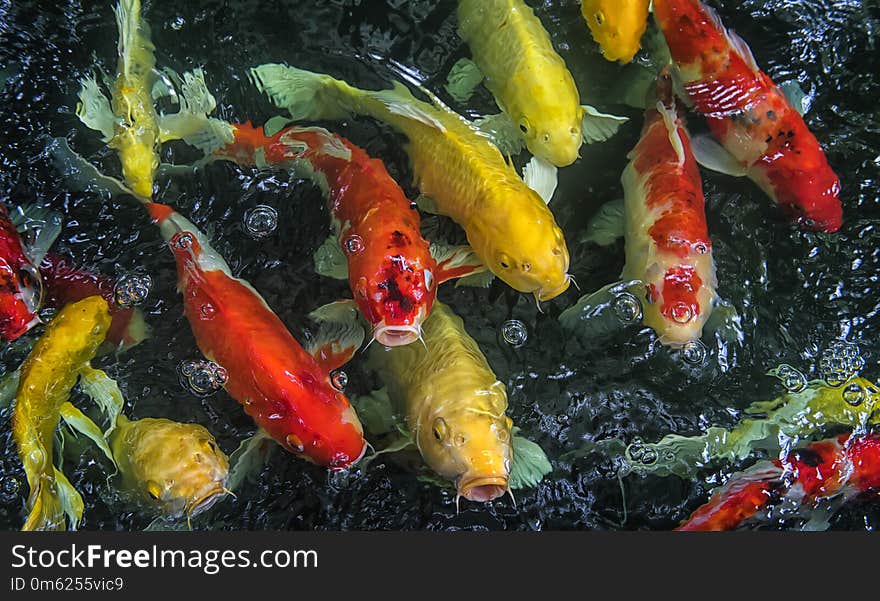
(561, 70, 717, 347)
(12, 296, 112, 530)
(625, 375, 880, 479)
(39, 252, 149, 352)
(211, 120, 484, 347)
(581, 0, 651, 64)
(0, 202, 42, 341)
(110, 414, 229, 519)
(652, 0, 843, 231)
(366, 302, 514, 503)
(251, 63, 574, 302)
(453, 0, 626, 167)
(142, 201, 367, 469)
(678, 433, 880, 531)
(75, 0, 228, 198)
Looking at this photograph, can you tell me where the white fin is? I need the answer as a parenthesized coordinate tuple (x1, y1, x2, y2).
(150, 68, 176, 100)
(226, 429, 276, 492)
(778, 80, 811, 116)
(509, 427, 552, 490)
(559, 280, 642, 337)
(656, 101, 685, 166)
(374, 81, 446, 131)
(522, 156, 558, 204)
(280, 126, 352, 161)
(158, 68, 235, 156)
(703, 298, 744, 345)
(306, 300, 365, 372)
(263, 115, 295, 137)
(0, 368, 20, 410)
(250, 63, 351, 121)
(59, 402, 116, 467)
(582, 198, 625, 246)
(351, 387, 399, 437)
(445, 57, 484, 103)
(455, 270, 496, 289)
(473, 112, 525, 156)
(691, 133, 749, 177)
(77, 366, 125, 438)
(582, 105, 629, 144)
(114, 0, 154, 81)
(52, 467, 85, 531)
(11, 204, 63, 266)
(46, 137, 135, 197)
(313, 234, 349, 280)
(414, 194, 443, 215)
(75, 76, 115, 142)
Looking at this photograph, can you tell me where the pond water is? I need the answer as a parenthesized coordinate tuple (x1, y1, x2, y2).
(1, 0, 879, 530)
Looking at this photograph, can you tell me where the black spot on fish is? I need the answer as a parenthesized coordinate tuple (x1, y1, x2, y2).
(794, 448, 824, 467)
(766, 110, 776, 120)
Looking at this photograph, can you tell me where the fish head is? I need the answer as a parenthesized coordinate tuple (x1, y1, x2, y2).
(481, 210, 571, 301)
(128, 419, 230, 518)
(0, 258, 41, 341)
(119, 139, 159, 200)
(581, 0, 651, 64)
(416, 384, 513, 503)
(778, 172, 843, 233)
(349, 230, 435, 347)
(516, 109, 583, 168)
(640, 260, 716, 348)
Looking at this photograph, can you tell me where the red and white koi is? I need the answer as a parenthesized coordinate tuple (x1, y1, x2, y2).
(141, 201, 368, 469)
(678, 432, 880, 531)
(0, 202, 41, 341)
(211, 120, 484, 347)
(653, 0, 843, 231)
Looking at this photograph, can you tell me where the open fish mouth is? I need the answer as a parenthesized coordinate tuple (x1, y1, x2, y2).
(185, 487, 228, 517)
(373, 324, 423, 347)
(457, 476, 509, 502)
(536, 276, 572, 302)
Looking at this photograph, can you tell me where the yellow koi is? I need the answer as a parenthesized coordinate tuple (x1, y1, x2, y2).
(457, 0, 584, 167)
(110, 414, 230, 519)
(251, 63, 573, 301)
(12, 296, 111, 530)
(367, 302, 513, 502)
(581, 0, 651, 64)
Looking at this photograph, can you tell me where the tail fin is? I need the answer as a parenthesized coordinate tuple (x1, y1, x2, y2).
(250, 64, 354, 121)
(114, 0, 155, 80)
(22, 465, 84, 531)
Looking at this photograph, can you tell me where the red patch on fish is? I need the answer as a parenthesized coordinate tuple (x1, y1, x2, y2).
(653, 0, 842, 232)
(0, 203, 40, 341)
(659, 265, 702, 324)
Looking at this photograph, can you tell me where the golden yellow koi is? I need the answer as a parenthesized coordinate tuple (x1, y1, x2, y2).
(581, 0, 650, 64)
(251, 63, 573, 302)
(457, 0, 584, 167)
(12, 296, 111, 530)
(367, 302, 513, 502)
(110, 414, 230, 519)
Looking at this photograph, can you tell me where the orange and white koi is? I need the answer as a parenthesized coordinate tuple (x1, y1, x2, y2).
(653, 0, 843, 231)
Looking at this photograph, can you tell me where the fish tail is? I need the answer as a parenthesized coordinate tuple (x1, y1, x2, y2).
(19, 438, 83, 531)
(114, 0, 155, 80)
(250, 64, 359, 122)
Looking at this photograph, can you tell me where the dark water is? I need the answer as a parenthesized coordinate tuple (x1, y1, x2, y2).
(1, 0, 879, 530)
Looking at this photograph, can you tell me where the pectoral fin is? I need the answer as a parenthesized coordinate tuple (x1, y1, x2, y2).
(522, 156, 558, 204)
(778, 80, 811, 116)
(0, 368, 20, 410)
(445, 57, 484, 103)
(414, 194, 443, 216)
(77, 366, 125, 437)
(226, 429, 276, 492)
(581, 198, 625, 246)
(558, 280, 643, 339)
(263, 115, 296, 137)
(691, 134, 749, 177)
(46, 137, 135, 198)
(509, 427, 552, 489)
(306, 299, 365, 372)
(158, 68, 235, 155)
(473, 112, 525, 156)
(59, 401, 116, 467)
(431, 242, 487, 284)
(76, 76, 115, 142)
(582, 105, 629, 144)
(313, 234, 349, 280)
(702, 298, 744, 345)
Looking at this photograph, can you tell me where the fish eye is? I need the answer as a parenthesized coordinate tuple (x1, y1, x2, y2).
(542, 133, 550, 144)
(498, 252, 512, 270)
(519, 118, 530, 134)
(432, 417, 448, 442)
(595, 11, 605, 26)
(208, 440, 218, 452)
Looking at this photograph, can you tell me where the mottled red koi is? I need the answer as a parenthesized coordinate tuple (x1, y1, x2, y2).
(622, 70, 717, 347)
(214, 122, 480, 347)
(39, 252, 145, 351)
(144, 201, 366, 469)
(0, 203, 41, 341)
(678, 433, 880, 531)
(653, 0, 843, 231)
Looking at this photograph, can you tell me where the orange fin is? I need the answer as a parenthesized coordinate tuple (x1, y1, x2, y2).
(431, 242, 487, 284)
(306, 299, 365, 373)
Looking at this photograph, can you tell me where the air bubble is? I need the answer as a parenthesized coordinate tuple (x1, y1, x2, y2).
(843, 382, 866, 406)
(170, 16, 185, 30)
(681, 340, 707, 365)
(173, 232, 194, 250)
(113, 273, 152, 308)
(767, 364, 808, 392)
(640, 448, 658, 465)
(244, 205, 278, 239)
(818, 340, 864, 386)
(344, 235, 365, 255)
(330, 369, 348, 391)
(670, 303, 694, 324)
(0, 476, 21, 501)
(613, 292, 642, 324)
(200, 303, 217, 319)
(501, 319, 528, 348)
(178, 359, 228, 396)
(693, 241, 709, 254)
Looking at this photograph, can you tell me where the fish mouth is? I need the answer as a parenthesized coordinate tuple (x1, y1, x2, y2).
(373, 324, 422, 347)
(536, 276, 572, 301)
(185, 487, 228, 517)
(457, 476, 509, 502)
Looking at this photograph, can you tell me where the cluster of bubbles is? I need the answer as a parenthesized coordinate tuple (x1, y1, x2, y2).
(818, 340, 865, 386)
(767, 363, 809, 393)
(178, 359, 229, 396)
(113, 273, 152, 308)
(500, 319, 528, 348)
(243, 205, 278, 240)
(625, 437, 658, 467)
(0, 476, 20, 503)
